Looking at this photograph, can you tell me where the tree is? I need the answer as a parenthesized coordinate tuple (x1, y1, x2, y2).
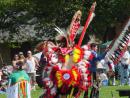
(0, 0, 130, 44)
(83, 0, 130, 41)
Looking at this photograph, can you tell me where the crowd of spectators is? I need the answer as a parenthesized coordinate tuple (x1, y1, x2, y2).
(0, 50, 39, 92)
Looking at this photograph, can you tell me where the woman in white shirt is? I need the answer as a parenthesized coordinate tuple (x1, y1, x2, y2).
(26, 51, 39, 90)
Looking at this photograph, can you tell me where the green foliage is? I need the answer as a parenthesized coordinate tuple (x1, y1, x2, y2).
(84, 0, 130, 40)
(0, 0, 130, 43)
(8, 43, 21, 48)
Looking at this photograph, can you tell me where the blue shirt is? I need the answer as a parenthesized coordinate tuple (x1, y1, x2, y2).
(89, 50, 106, 72)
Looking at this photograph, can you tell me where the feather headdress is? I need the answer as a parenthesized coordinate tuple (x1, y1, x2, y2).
(54, 10, 82, 47)
(106, 18, 130, 65)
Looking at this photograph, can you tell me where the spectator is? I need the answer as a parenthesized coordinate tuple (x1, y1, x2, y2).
(101, 58, 116, 86)
(0, 70, 2, 81)
(26, 50, 39, 90)
(128, 62, 130, 86)
(0, 63, 13, 92)
(12, 54, 19, 69)
(118, 49, 130, 85)
(18, 52, 25, 62)
(87, 43, 99, 98)
(89, 43, 107, 98)
(89, 43, 107, 81)
(89, 43, 98, 81)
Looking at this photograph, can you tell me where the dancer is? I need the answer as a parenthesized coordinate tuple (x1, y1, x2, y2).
(7, 61, 31, 98)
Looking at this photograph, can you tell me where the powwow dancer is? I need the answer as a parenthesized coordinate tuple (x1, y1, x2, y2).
(36, 2, 97, 98)
(36, 40, 70, 98)
(37, 2, 130, 98)
(7, 61, 31, 98)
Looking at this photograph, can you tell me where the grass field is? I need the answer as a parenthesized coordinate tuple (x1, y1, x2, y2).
(0, 85, 130, 98)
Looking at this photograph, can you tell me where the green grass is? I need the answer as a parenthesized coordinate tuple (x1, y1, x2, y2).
(0, 87, 43, 98)
(99, 85, 130, 98)
(0, 85, 130, 98)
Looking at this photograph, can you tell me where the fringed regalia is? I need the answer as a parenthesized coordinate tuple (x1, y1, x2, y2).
(36, 2, 97, 98)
